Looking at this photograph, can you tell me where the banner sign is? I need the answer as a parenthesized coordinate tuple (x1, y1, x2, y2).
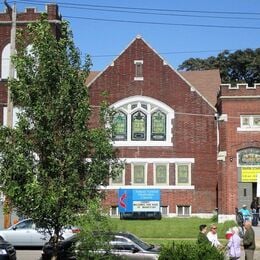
(118, 189, 160, 213)
(241, 168, 260, 182)
(257, 174, 260, 197)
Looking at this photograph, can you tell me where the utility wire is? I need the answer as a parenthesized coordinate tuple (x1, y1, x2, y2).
(63, 15, 260, 30)
(9, 1, 260, 30)
(13, 0, 260, 21)
(90, 48, 258, 58)
(15, 0, 260, 16)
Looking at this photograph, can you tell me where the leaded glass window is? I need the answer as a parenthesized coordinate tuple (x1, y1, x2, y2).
(131, 111, 147, 141)
(151, 110, 166, 141)
(113, 111, 127, 141)
(155, 164, 167, 184)
(176, 164, 190, 185)
(111, 169, 124, 185)
(133, 164, 145, 184)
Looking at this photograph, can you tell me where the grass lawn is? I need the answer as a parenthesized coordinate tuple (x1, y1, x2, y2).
(110, 217, 236, 245)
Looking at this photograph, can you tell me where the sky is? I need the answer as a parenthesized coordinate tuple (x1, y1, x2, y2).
(4, 0, 260, 71)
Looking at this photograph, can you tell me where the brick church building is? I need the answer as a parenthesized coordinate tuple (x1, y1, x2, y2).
(0, 4, 260, 222)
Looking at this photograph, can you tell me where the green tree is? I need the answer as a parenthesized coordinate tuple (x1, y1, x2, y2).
(0, 15, 120, 257)
(178, 48, 260, 86)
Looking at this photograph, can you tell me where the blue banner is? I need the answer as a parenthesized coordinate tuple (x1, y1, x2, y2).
(118, 189, 160, 213)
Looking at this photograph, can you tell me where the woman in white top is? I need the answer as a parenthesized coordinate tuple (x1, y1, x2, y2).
(207, 224, 222, 248)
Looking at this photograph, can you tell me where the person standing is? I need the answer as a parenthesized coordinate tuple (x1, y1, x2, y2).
(207, 224, 222, 248)
(250, 197, 260, 221)
(243, 221, 255, 260)
(227, 226, 241, 260)
(239, 205, 251, 222)
(197, 224, 210, 245)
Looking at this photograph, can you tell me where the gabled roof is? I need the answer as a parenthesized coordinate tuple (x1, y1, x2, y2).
(86, 69, 220, 107)
(180, 69, 221, 107)
(86, 36, 221, 109)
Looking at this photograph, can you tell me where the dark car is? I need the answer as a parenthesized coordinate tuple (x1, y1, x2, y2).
(41, 232, 160, 260)
(120, 212, 162, 220)
(0, 238, 16, 260)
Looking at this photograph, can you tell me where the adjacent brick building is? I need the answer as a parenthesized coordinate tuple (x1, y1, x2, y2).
(0, 4, 61, 125)
(1, 4, 259, 222)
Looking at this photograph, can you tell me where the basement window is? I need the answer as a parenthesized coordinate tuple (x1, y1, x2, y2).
(177, 205, 191, 217)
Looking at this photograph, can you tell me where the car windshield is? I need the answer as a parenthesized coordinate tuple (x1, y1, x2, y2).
(125, 233, 152, 251)
(11, 219, 34, 229)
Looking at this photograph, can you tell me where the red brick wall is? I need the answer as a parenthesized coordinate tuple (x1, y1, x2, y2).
(89, 38, 218, 214)
(0, 4, 61, 124)
(218, 85, 260, 215)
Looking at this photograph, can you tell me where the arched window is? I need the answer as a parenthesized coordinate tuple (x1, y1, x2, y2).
(151, 110, 166, 141)
(131, 111, 147, 141)
(1, 43, 10, 79)
(113, 111, 127, 141)
(111, 96, 174, 146)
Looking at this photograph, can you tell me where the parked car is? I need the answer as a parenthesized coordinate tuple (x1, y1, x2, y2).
(0, 219, 80, 247)
(0, 238, 16, 260)
(41, 232, 160, 259)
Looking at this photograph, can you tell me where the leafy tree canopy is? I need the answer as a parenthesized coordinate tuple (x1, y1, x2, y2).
(178, 48, 260, 86)
(0, 15, 121, 245)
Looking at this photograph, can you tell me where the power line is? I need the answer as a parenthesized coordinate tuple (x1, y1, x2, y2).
(89, 48, 259, 58)
(15, 0, 260, 16)
(64, 15, 260, 30)
(14, 0, 260, 21)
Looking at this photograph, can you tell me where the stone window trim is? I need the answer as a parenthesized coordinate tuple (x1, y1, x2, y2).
(237, 115, 260, 132)
(153, 163, 169, 185)
(111, 96, 175, 147)
(175, 163, 192, 186)
(109, 167, 125, 186)
(131, 163, 147, 185)
(134, 60, 143, 80)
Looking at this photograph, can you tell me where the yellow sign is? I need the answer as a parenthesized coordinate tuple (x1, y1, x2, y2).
(242, 168, 260, 182)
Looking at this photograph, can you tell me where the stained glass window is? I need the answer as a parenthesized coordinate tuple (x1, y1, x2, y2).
(113, 111, 127, 140)
(133, 164, 145, 184)
(151, 110, 166, 140)
(176, 164, 190, 185)
(131, 111, 147, 141)
(155, 164, 167, 184)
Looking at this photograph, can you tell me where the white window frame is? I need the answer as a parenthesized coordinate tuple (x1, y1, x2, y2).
(110, 206, 118, 216)
(1, 43, 10, 79)
(3, 106, 21, 127)
(109, 167, 125, 186)
(131, 163, 147, 185)
(175, 163, 191, 186)
(238, 115, 260, 132)
(134, 60, 143, 81)
(111, 96, 175, 147)
(160, 206, 168, 215)
(176, 205, 191, 216)
(153, 163, 169, 185)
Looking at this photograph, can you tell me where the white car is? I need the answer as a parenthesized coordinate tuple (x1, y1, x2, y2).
(0, 219, 79, 247)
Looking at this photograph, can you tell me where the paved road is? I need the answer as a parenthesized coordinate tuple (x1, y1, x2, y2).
(15, 249, 260, 260)
(16, 250, 42, 260)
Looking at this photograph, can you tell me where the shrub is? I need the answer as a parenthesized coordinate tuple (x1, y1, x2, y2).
(159, 241, 225, 260)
